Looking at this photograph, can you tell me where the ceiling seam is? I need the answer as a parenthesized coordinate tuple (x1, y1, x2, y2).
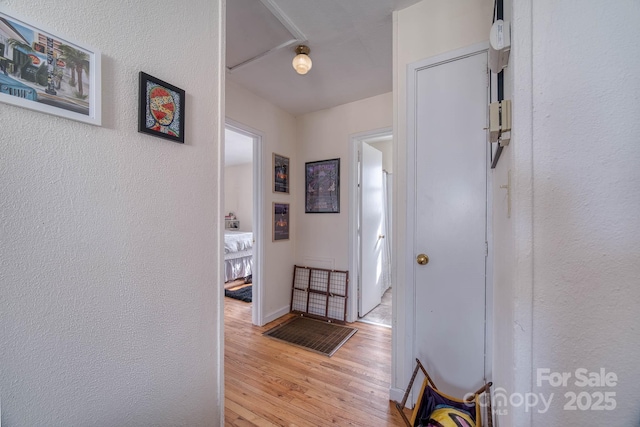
(227, 0, 307, 72)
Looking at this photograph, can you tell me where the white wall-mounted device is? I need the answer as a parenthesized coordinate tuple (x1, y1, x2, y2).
(489, 100, 512, 146)
(489, 20, 511, 73)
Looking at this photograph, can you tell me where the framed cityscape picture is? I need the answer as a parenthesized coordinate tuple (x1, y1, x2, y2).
(273, 202, 290, 241)
(0, 10, 102, 125)
(305, 158, 340, 213)
(273, 153, 289, 194)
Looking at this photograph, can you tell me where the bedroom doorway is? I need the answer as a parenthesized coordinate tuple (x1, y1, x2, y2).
(349, 128, 393, 328)
(224, 120, 264, 325)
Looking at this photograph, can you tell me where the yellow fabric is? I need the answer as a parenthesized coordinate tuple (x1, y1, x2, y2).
(427, 407, 476, 427)
(409, 378, 482, 426)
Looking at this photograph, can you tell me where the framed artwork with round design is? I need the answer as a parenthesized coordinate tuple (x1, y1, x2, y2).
(138, 72, 185, 143)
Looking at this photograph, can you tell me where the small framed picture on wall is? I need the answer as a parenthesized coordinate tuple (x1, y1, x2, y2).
(138, 72, 185, 143)
(0, 10, 102, 126)
(273, 202, 290, 241)
(273, 153, 290, 194)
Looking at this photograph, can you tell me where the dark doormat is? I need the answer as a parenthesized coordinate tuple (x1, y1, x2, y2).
(263, 316, 357, 357)
(225, 285, 252, 302)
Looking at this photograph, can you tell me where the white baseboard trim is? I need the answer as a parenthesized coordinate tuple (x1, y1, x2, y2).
(389, 387, 406, 405)
(263, 305, 290, 325)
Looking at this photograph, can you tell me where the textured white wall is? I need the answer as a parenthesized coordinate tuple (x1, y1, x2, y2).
(295, 92, 392, 271)
(224, 163, 253, 232)
(225, 80, 297, 322)
(0, 0, 224, 425)
(523, 0, 640, 424)
(393, 0, 492, 395)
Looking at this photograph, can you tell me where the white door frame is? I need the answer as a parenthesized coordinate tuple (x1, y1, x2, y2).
(401, 41, 493, 401)
(224, 118, 265, 326)
(348, 127, 393, 323)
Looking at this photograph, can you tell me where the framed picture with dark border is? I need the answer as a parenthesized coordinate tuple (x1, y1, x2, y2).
(305, 158, 340, 213)
(138, 72, 185, 143)
(273, 202, 290, 241)
(273, 153, 290, 194)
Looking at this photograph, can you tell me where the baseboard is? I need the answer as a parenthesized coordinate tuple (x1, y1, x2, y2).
(389, 387, 406, 405)
(263, 305, 290, 325)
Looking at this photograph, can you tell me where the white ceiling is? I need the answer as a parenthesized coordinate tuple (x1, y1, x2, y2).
(226, 0, 421, 116)
(225, 128, 253, 166)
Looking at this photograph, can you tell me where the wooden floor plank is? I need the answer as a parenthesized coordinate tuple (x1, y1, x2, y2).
(225, 399, 282, 427)
(224, 297, 408, 426)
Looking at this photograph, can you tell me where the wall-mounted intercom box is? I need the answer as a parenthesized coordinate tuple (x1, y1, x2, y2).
(489, 100, 512, 145)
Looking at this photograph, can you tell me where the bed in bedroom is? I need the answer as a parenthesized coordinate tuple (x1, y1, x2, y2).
(224, 231, 253, 283)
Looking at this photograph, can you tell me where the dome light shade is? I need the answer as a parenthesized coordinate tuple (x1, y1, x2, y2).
(292, 45, 312, 75)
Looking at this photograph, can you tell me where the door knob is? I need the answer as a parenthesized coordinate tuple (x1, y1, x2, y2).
(416, 254, 429, 265)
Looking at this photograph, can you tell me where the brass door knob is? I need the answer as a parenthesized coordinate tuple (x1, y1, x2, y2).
(416, 254, 429, 265)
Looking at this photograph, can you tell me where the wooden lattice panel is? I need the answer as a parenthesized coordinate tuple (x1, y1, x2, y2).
(290, 265, 349, 323)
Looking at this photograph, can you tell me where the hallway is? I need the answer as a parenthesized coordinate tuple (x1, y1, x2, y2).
(360, 287, 392, 327)
(224, 298, 407, 426)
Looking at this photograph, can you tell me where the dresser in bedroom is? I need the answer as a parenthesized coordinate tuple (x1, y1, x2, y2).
(225, 219, 239, 230)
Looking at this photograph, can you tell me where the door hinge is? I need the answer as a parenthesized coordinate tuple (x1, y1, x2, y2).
(485, 241, 489, 257)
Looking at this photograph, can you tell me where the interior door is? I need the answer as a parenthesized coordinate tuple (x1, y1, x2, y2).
(413, 51, 488, 398)
(359, 142, 384, 317)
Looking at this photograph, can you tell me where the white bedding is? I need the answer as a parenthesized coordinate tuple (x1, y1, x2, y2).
(224, 251, 253, 282)
(224, 231, 253, 282)
(224, 231, 253, 254)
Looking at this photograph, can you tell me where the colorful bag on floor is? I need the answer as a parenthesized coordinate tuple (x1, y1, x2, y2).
(394, 359, 492, 427)
(412, 383, 479, 427)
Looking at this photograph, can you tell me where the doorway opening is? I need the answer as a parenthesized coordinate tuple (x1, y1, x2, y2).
(224, 120, 264, 325)
(348, 128, 393, 328)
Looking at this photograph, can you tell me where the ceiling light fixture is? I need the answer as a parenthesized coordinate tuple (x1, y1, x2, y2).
(292, 45, 312, 75)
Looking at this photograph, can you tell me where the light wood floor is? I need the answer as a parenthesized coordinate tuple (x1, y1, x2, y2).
(224, 297, 409, 426)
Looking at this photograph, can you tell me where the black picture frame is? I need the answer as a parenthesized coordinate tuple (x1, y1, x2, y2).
(273, 153, 290, 194)
(305, 158, 340, 213)
(273, 202, 290, 241)
(138, 72, 185, 143)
